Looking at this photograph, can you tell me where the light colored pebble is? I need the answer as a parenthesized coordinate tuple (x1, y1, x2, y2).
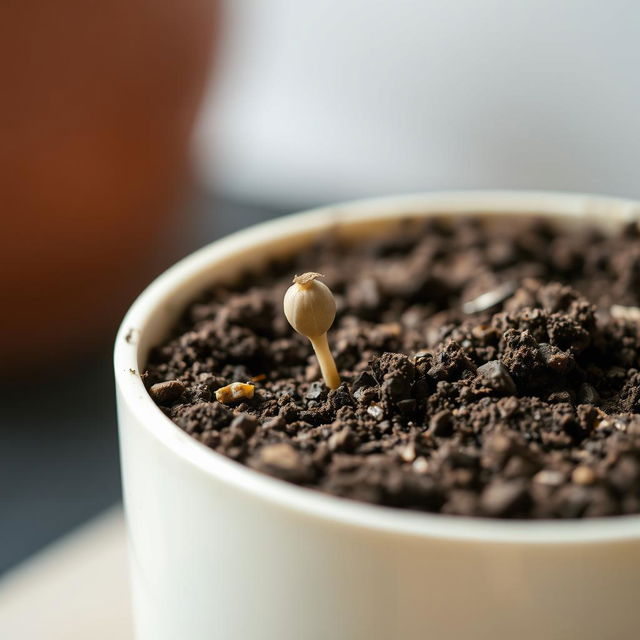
(215, 382, 255, 404)
(572, 465, 596, 486)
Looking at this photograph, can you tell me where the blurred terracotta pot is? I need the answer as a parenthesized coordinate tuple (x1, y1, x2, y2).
(1, 0, 219, 369)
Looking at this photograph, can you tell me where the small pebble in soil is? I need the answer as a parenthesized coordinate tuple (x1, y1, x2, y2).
(149, 380, 185, 406)
(215, 382, 255, 404)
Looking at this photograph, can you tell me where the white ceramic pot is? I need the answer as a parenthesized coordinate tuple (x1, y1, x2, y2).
(115, 192, 640, 640)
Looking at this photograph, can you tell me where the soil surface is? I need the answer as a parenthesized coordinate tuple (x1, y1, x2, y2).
(145, 216, 640, 518)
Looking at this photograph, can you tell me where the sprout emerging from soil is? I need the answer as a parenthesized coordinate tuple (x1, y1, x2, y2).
(283, 272, 341, 390)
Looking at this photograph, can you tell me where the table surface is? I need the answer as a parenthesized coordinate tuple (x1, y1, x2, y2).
(0, 507, 131, 639)
(0, 194, 284, 576)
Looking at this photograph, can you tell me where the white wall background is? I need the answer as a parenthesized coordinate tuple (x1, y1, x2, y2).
(196, 0, 640, 207)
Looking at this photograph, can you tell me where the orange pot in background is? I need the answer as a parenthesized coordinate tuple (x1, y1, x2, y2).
(1, 0, 219, 370)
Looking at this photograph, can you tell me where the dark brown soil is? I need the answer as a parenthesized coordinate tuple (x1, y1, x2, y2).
(145, 216, 640, 519)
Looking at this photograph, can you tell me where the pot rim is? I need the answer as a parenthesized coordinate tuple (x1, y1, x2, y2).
(115, 190, 640, 543)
